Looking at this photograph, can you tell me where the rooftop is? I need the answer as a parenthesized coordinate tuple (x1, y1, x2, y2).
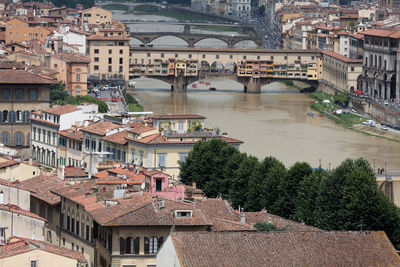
(0, 69, 55, 84)
(19, 175, 65, 205)
(0, 204, 46, 222)
(169, 231, 400, 267)
(51, 51, 91, 63)
(42, 105, 80, 116)
(80, 121, 123, 136)
(153, 114, 206, 120)
(322, 50, 363, 63)
(0, 236, 86, 262)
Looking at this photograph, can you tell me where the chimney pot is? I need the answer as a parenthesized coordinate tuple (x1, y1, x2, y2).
(192, 182, 196, 188)
(240, 213, 246, 224)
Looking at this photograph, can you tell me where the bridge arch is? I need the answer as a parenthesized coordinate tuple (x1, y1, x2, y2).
(211, 61, 224, 72)
(194, 38, 228, 48)
(148, 35, 189, 46)
(233, 40, 258, 48)
(224, 61, 237, 73)
(199, 61, 211, 72)
(128, 77, 174, 91)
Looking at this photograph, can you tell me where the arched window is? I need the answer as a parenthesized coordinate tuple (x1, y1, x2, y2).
(22, 110, 29, 123)
(2, 110, 8, 122)
(14, 132, 23, 146)
(120, 237, 125, 254)
(149, 237, 158, 254)
(81, 215, 85, 238)
(125, 237, 134, 254)
(8, 110, 16, 123)
(16, 110, 22, 122)
(1, 132, 9, 145)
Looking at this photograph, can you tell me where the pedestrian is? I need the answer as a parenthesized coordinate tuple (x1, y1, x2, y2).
(378, 168, 381, 175)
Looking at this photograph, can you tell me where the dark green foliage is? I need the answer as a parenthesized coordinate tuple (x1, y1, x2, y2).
(50, 83, 108, 113)
(231, 155, 260, 208)
(274, 162, 312, 218)
(179, 139, 241, 198)
(245, 157, 286, 212)
(258, 5, 265, 16)
(254, 222, 287, 232)
(179, 141, 400, 249)
(293, 169, 325, 225)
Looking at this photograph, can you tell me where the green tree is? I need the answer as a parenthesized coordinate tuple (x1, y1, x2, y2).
(292, 169, 325, 225)
(49, 82, 68, 103)
(254, 222, 287, 232)
(274, 162, 312, 218)
(231, 155, 260, 209)
(245, 156, 286, 212)
(179, 139, 241, 197)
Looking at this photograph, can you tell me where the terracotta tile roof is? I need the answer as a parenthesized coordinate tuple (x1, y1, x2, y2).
(0, 204, 46, 221)
(29, 116, 59, 126)
(87, 35, 129, 41)
(209, 217, 256, 231)
(0, 237, 86, 262)
(58, 128, 83, 141)
(68, 28, 92, 36)
(219, 136, 244, 144)
(0, 159, 18, 169)
(104, 197, 212, 227)
(322, 50, 363, 63)
(170, 231, 400, 267)
(43, 104, 80, 115)
(19, 175, 66, 205)
(127, 133, 243, 145)
(80, 121, 122, 136)
(245, 210, 320, 231)
(62, 166, 88, 178)
(52, 51, 90, 63)
(102, 130, 128, 145)
(0, 69, 55, 84)
(362, 29, 400, 38)
(127, 122, 156, 134)
(152, 114, 206, 120)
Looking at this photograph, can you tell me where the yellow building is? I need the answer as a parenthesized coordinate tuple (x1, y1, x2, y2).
(87, 34, 130, 85)
(58, 126, 84, 168)
(80, 7, 112, 29)
(0, 157, 40, 181)
(321, 50, 362, 94)
(5, 17, 52, 44)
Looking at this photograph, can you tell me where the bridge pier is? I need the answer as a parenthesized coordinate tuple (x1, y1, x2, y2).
(171, 75, 188, 93)
(243, 77, 261, 94)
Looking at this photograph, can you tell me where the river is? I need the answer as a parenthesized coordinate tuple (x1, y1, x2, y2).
(131, 79, 400, 170)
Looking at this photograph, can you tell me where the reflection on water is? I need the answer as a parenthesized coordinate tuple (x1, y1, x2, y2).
(131, 81, 400, 169)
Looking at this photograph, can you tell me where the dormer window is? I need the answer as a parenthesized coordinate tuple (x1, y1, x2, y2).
(175, 210, 192, 218)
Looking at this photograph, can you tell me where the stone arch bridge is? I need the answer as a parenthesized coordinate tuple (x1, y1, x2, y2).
(131, 32, 261, 48)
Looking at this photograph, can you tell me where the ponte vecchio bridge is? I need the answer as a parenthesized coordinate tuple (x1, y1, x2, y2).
(128, 47, 322, 93)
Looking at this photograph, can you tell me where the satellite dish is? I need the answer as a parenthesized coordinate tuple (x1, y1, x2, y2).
(141, 183, 145, 190)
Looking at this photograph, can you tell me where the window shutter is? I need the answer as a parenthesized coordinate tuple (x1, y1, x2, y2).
(119, 237, 125, 255)
(134, 237, 140, 254)
(144, 237, 149, 254)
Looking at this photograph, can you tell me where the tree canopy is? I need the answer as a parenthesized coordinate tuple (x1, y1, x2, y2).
(179, 139, 400, 249)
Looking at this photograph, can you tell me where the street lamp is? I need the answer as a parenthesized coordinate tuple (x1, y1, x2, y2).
(373, 158, 376, 174)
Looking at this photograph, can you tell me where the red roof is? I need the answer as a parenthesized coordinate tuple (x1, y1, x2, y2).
(0, 69, 55, 84)
(0, 204, 46, 221)
(362, 29, 400, 38)
(19, 175, 66, 205)
(102, 130, 128, 145)
(80, 121, 123, 136)
(43, 104, 80, 115)
(322, 50, 363, 63)
(0, 236, 86, 262)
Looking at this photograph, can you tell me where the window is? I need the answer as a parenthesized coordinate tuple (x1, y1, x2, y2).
(94, 49, 99, 54)
(47, 207, 52, 223)
(108, 49, 112, 54)
(161, 53, 164, 58)
(15, 88, 23, 100)
(47, 230, 52, 242)
(1, 132, 9, 145)
(2, 88, 9, 100)
(85, 138, 90, 149)
(39, 204, 45, 218)
(30, 200, 36, 213)
(179, 152, 188, 162)
(175, 53, 178, 58)
(108, 57, 112, 64)
(67, 215, 70, 230)
(71, 243, 74, 250)
(31, 261, 37, 267)
(119, 58, 123, 64)
(108, 66, 112, 72)
(29, 89, 37, 101)
(298, 56, 301, 60)
(119, 49, 123, 54)
(62, 238, 65, 246)
(94, 57, 99, 62)
(149, 237, 158, 254)
(76, 74, 81, 82)
(351, 67, 355, 72)
(119, 66, 123, 73)
(243, 56, 247, 60)
(158, 153, 166, 168)
(94, 65, 99, 70)
(175, 210, 192, 217)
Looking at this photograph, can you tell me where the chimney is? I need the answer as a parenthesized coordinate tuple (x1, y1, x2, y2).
(192, 182, 196, 189)
(240, 213, 246, 224)
(28, 158, 33, 165)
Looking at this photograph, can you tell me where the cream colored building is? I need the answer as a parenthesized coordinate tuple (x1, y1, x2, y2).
(87, 34, 130, 85)
(0, 157, 40, 181)
(80, 7, 112, 29)
(321, 50, 362, 94)
(0, 236, 86, 267)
